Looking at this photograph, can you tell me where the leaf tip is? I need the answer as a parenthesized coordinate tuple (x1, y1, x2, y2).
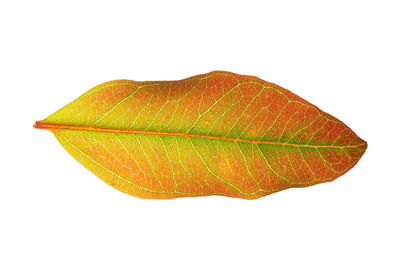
(360, 137, 368, 152)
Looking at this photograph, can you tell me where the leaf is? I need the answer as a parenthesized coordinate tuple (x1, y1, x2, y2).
(34, 71, 367, 199)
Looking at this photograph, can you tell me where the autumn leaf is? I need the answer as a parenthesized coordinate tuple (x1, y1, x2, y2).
(34, 71, 367, 199)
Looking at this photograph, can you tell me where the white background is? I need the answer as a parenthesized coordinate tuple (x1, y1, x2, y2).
(1, 1, 399, 266)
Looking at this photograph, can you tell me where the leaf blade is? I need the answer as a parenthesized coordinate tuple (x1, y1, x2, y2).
(35, 71, 367, 199)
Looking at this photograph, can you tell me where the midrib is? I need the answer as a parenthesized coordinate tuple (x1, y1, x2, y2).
(34, 121, 365, 149)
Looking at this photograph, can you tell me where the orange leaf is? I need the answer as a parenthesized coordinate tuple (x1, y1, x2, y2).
(34, 71, 367, 199)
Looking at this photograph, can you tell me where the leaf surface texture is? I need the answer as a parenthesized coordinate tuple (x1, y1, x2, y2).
(35, 71, 367, 199)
